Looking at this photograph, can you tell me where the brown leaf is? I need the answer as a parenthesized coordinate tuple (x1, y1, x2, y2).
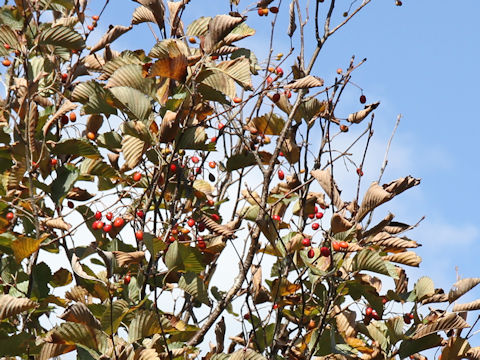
(335, 308, 357, 338)
(330, 213, 353, 234)
(90, 25, 133, 53)
(421, 292, 449, 305)
(65, 286, 92, 304)
(453, 299, 480, 312)
(368, 232, 419, 251)
(287, 1, 296, 37)
(356, 176, 421, 222)
(395, 267, 408, 294)
(12, 235, 46, 263)
(59, 302, 101, 329)
(449, 278, 480, 303)
(121, 135, 147, 170)
(43, 217, 72, 231)
(71, 254, 102, 282)
(281, 128, 300, 164)
(132, 6, 157, 25)
(204, 15, 244, 53)
(347, 102, 380, 124)
(43, 100, 78, 136)
(135, 0, 165, 30)
(200, 214, 236, 238)
(86, 114, 104, 134)
(215, 317, 226, 353)
(168, 0, 189, 37)
(66, 187, 95, 201)
(356, 274, 382, 294)
(383, 251, 422, 267)
(83, 54, 106, 71)
(159, 110, 180, 142)
(284, 75, 324, 89)
(413, 312, 470, 339)
(0, 295, 37, 320)
(466, 347, 480, 360)
(310, 169, 344, 210)
(147, 41, 188, 81)
(112, 251, 145, 267)
(362, 213, 395, 239)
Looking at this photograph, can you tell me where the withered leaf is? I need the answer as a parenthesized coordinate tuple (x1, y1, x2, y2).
(66, 187, 95, 201)
(284, 75, 324, 89)
(90, 25, 133, 53)
(310, 169, 344, 210)
(112, 251, 145, 267)
(43, 100, 78, 136)
(204, 15, 244, 53)
(347, 102, 380, 124)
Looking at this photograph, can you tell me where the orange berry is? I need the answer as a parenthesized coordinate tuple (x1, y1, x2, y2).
(92, 15, 99, 21)
(135, 230, 144, 241)
(188, 37, 196, 44)
(339, 241, 348, 249)
(233, 97, 242, 104)
(332, 242, 341, 251)
(336, 68, 343, 75)
(2, 58, 11, 66)
(87, 25, 94, 31)
(340, 124, 349, 132)
(87, 131, 96, 140)
(133, 172, 142, 182)
(3, 43, 10, 50)
(69, 113, 76, 122)
(208, 161, 216, 169)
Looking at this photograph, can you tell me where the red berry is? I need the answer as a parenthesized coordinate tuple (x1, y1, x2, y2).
(94, 211, 102, 220)
(198, 222, 206, 232)
(113, 217, 125, 228)
(311, 223, 319, 230)
(136, 210, 144, 218)
(133, 172, 142, 182)
(339, 241, 348, 249)
(3, 43, 10, 50)
(320, 246, 330, 257)
(197, 237, 206, 250)
(61, 73, 68, 81)
(168, 235, 176, 243)
(308, 213, 315, 219)
(382, 297, 387, 305)
(366, 307, 373, 316)
(191, 156, 199, 164)
(6, 212, 14, 221)
(209, 161, 216, 169)
(218, 123, 224, 130)
(92, 15, 99, 21)
(372, 310, 380, 320)
(409, 313, 414, 319)
(266, 76, 273, 84)
(272, 214, 281, 221)
(169, 163, 177, 172)
(315, 212, 323, 219)
(61, 114, 69, 125)
(272, 93, 281, 102)
(270, 6, 279, 13)
(275, 67, 283, 76)
(332, 242, 341, 251)
(356, 168, 364, 176)
(2, 58, 11, 67)
(307, 248, 315, 258)
(315, 206, 319, 213)
(278, 170, 285, 180)
(211, 55, 219, 60)
(106, 212, 113, 221)
(67, 201, 74, 209)
(50, 158, 58, 166)
(243, 313, 250, 320)
(360, 95, 367, 104)
(279, 151, 284, 157)
(211, 213, 220, 222)
(284, 90, 291, 98)
(187, 218, 195, 227)
(340, 124, 349, 132)
(103, 223, 112, 233)
(210, 136, 217, 143)
(87, 25, 94, 31)
(92, 220, 103, 230)
(302, 238, 311, 247)
(273, 303, 278, 309)
(233, 97, 242, 104)
(123, 274, 131, 285)
(135, 230, 144, 241)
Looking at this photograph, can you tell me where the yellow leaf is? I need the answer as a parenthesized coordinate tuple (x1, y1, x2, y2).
(12, 234, 48, 263)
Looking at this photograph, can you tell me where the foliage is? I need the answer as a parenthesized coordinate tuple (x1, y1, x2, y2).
(0, 0, 478, 359)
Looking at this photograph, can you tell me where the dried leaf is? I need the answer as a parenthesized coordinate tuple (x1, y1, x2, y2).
(383, 251, 421, 267)
(122, 135, 147, 169)
(159, 110, 179, 142)
(135, 0, 165, 30)
(284, 75, 324, 89)
(204, 15, 244, 53)
(449, 278, 480, 303)
(421, 293, 449, 305)
(90, 25, 133, 53)
(200, 214, 236, 238)
(368, 232, 419, 251)
(66, 187, 95, 201)
(43, 217, 72, 231)
(147, 40, 188, 81)
(453, 299, 480, 312)
(395, 267, 408, 294)
(413, 312, 470, 339)
(65, 286, 92, 304)
(168, 0, 189, 37)
(310, 169, 344, 210)
(12, 235, 46, 263)
(86, 114, 104, 134)
(112, 251, 145, 267)
(330, 213, 353, 234)
(71, 254, 102, 282)
(59, 302, 101, 329)
(466, 347, 480, 360)
(0, 295, 37, 320)
(287, 1, 296, 37)
(132, 6, 157, 25)
(43, 100, 78, 136)
(347, 102, 380, 124)
(356, 176, 421, 222)
(336, 308, 357, 338)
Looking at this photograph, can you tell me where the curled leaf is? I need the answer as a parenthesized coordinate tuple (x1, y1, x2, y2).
(200, 214, 236, 238)
(383, 251, 422, 267)
(112, 251, 145, 267)
(43, 100, 77, 136)
(66, 187, 95, 201)
(159, 110, 179, 143)
(90, 25, 133, 53)
(59, 302, 101, 329)
(71, 254, 102, 282)
(0, 295, 37, 320)
(449, 278, 480, 303)
(43, 217, 72, 231)
(453, 299, 480, 312)
(347, 102, 380, 124)
(284, 75, 324, 89)
(330, 213, 353, 234)
(310, 169, 344, 210)
(413, 312, 470, 339)
(287, 1, 296, 37)
(132, 6, 157, 25)
(204, 15, 244, 53)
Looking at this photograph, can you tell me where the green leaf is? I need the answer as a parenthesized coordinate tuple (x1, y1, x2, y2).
(165, 241, 205, 273)
(186, 16, 211, 37)
(211, 286, 237, 316)
(51, 164, 80, 204)
(52, 139, 101, 159)
(96, 131, 123, 151)
(106, 63, 155, 97)
(100, 300, 129, 335)
(178, 272, 211, 305)
(215, 57, 252, 90)
(197, 69, 236, 100)
(231, 48, 261, 75)
(414, 276, 435, 301)
(0, 8, 24, 31)
(398, 334, 442, 359)
(143, 233, 167, 259)
(0, 332, 38, 356)
(50, 268, 73, 287)
(110, 86, 152, 121)
(71, 81, 117, 115)
(128, 310, 172, 343)
(31, 262, 52, 299)
(79, 158, 116, 178)
(352, 250, 398, 279)
(39, 25, 84, 49)
(176, 127, 211, 150)
(250, 113, 285, 135)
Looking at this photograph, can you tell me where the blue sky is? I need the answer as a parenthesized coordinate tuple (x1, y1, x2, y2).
(65, 0, 480, 355)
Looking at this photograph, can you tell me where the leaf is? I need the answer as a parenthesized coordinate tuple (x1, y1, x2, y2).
(285, 75, 324, 89)
(356, 176, 421, 222)
(12, 235, 46, 263)
(198, 69, 236, 99)
(122, 135, 147, 169)
(368, 232, 419, 251)
(176, 126, 212, 150)
(226, 151, 273, 171)
(39, 25, 84, 49)
(335, 308, 357, 338)
(147, 39, 188, 81)
(449, 278, 480, 303)
(71, 253, 102, 282)
(0, 25, 20, 56)
(164, 241, 205, 273)
(135, 0, 165, 30)
(0, 295, 37, 320)
(414, 277, 435, 301)
(216, 57, 252, 90)
(224, 23, 256, 44)
(39, 343, 76, 360)
(466, 347, 480, 360)
(204, 15, 244, 53)
(413, 312, 470, 339)
(330, 213, 353, 234)
(50, 268, 73, 287)
(178, 272, 211, 305)
(128, 310, 172, 343)
(52, 138, 101, 159)
(100, 299, 129, 335)
(90, 25, 133, 53)
(99, 51, 145, 80)
(383, 251, 422, 267)
(66, 187, 95, 201)
(112, 251, 145, 267)
(231, 48, 261, 75)
(453, 299, 480, 312)
(43, 217, 72, 231)
(132, 6, 157, 24)
(352, 249, 398, 278)
(110, 86, 152, 121)
(347, 102, 380, 124)
(80, 158, 116, 178)
(287, 1, 296, 37)
(187, 16, 211, 37)
(248, 112, 285, 135)
(397, 334, 443, 359)
(51, 164, 80, 204)
(200, 214, 236, 238)
(310, 169, 344, 210)
(230, 349, 266, 360)
(59, 302, 101, 329)
(159, 110, 180, 143)
(0, 332, 38, 357)
(193, 179, 213, 197)
(106, 63, 155, 96)
(42, 99, 77, 136)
